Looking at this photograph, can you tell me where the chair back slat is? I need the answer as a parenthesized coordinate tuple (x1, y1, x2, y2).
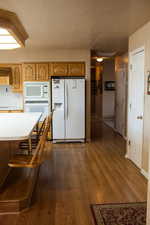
(30, 116, 51, 165)
(8, 115, 52, 168)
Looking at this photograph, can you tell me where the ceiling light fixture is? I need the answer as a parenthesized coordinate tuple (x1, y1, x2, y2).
(96, 58, 103, 62)
(0, 9, 28, 50)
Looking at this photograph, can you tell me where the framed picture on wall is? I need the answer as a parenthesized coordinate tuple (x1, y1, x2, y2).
(105, 81, 115, 91)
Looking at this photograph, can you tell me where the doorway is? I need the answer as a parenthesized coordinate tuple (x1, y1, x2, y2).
(91, 51, 128, 145)
(91, 56, 116, 127)
(127, 47, 145, 169)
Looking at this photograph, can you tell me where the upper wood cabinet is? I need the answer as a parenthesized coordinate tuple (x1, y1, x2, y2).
(0, 62, 85, 85)
(51, 62, 68, 76)
(0, 64, 22, 92)
(36, 63, 49, 81)
(23, 63, 49, 81)
(23, 63, 36, 81)
(0, 77, 10, 85)
(11, 64, 22, 92)
(49, 62, 85, 77)
(23, 62, 85, 80)
(68, 63, 85, 76)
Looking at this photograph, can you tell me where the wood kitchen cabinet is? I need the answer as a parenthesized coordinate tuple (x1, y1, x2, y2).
(23, 63, 49, 81)
(0, 62, 85, 84)
(0, 64, 22, 92)
(49, 62, 85, 77)
(0, 77, 10, 85)
(51, 62, 68, 76)
(11, 64, 22, 92)
(23, 63, 36, 81)
(68, 62, 85, 76)
(0, 110, 23, 113)
(0, 110, 9, 113)
(36, 63, 49, 81)
(10, 110, 24, 113)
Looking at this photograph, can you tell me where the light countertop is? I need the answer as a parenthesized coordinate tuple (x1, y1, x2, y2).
(0, 106, 23, 111)
(0, 112, 42, 141)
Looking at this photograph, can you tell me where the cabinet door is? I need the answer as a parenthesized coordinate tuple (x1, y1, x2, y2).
(10, 110, 23, 113)
(36, 63, 49, 81)
(68, 63, 85, 76)
(11, 64, 22, 92)
(52, 63, 68, 76)
(0, 110, 9, 113)
(0, 77, 10, 85)
(23, 64, 36, 81)
(49, 63, 53, 77)
(0, 64, 13, 85)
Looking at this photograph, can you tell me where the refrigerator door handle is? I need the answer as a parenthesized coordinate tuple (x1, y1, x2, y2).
(52, 103, 56, 112)
(66, 84, 69, 120)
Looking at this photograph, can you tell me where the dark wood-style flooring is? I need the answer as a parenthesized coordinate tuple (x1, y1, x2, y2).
(0, 120, 147, 225)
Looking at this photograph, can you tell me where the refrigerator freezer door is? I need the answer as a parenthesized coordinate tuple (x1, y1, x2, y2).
(52, 79, 65, 139)
(65, 79, 85, 140)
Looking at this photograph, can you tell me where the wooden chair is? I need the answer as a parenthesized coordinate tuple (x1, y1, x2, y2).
(19, 117, 47, 152)
(8, 116, 52, 168)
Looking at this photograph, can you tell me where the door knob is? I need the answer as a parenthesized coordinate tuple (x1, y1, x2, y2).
(137, 116, 143, 120)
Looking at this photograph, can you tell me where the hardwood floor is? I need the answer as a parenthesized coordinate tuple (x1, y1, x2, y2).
(0, 120, 147, 225)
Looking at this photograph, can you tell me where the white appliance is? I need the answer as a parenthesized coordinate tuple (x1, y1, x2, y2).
(24, 82, 49, 100)
(52, 78, 85, 142)
(24, 82, 50, 121)
(24, 101, 49, 121)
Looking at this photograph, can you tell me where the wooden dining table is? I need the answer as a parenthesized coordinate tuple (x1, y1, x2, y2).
(0, 112, 42, 187)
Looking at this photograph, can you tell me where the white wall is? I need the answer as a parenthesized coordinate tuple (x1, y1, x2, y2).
(0, 48, 91, 140)
(102, 59, 115, 119)
(129, 21, 150, 172)
(115, 54, 128, 138)
(0, 86, 23, 109)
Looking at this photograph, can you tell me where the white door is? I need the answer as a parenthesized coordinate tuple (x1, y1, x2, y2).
(65, 79, 85, 140)
(128, 48, 145, 168)
(52, 79, 65, 140)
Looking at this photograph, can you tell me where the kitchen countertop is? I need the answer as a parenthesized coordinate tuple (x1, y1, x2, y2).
(0, 112, 42, 141)
(0, 107, 23, 111)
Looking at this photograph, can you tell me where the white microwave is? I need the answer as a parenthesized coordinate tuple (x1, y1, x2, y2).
(24, 82, 49, 100)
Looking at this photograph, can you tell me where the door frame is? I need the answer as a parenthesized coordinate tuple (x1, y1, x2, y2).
(126, 46, 145, 169)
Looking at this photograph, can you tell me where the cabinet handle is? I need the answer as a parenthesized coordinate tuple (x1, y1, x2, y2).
(137, 116, 143, 120)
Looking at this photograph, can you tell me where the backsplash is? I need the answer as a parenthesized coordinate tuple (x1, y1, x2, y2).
(0, 86, 23, 109)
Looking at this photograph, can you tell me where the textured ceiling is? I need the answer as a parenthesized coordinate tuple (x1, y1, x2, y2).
(0, 0, 150, 52)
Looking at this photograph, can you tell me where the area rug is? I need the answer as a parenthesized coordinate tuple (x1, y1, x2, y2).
(91, 202, 146, 225)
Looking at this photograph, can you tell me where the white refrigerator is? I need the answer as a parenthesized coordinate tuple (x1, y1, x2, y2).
(52, 78, 85, 142)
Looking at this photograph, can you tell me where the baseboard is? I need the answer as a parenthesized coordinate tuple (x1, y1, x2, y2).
(123, 136, 127, 140)
(125, 155, 148, 179)
(86, 138, 91, 142)
(141, 169, 149, 179)
(125, 154, 129, 159)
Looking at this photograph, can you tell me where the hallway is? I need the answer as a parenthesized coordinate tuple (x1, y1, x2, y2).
(0, 120, 147, 225)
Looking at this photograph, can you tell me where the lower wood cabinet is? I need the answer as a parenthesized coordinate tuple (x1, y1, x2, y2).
(10, 110, 24, 113)
(0, 110, 9, 113)
(0, 110, 23, 113)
